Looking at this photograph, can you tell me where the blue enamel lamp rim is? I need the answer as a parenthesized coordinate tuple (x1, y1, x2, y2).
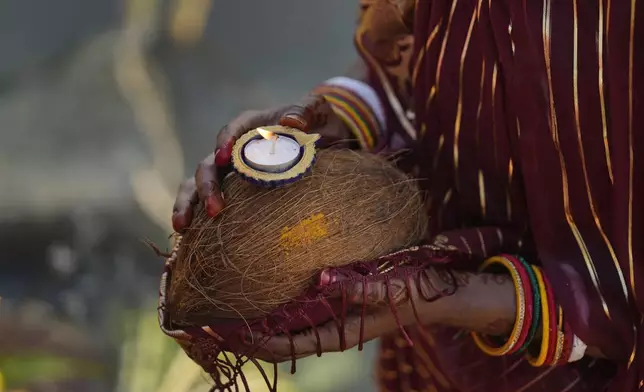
(231, 126, 321, 188)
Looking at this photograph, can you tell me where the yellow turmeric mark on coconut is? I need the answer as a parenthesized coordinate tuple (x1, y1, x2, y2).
(280, 213, 329, 252)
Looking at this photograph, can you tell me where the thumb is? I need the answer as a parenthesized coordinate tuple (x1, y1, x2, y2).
(279, 94, 333, 131)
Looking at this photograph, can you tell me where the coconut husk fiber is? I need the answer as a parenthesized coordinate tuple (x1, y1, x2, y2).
(167, 149, 428, 325)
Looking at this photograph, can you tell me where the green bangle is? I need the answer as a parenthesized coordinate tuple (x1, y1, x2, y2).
(517, 256, 541, 353)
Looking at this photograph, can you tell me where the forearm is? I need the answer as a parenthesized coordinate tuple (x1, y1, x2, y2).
(435, 270, 604, 359)
(435, 272, 516, 336)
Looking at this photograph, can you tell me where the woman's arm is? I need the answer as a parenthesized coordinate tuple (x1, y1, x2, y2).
(436, 271, 516, 336)
(441, 271, 605, 358)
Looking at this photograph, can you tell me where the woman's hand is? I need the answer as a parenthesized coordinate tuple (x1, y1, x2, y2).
(254, 266, 517, 363)
(253, 266, 458, 362)
(172, 95, 353, 232)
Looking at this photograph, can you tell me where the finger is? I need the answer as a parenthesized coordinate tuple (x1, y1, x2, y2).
(214, 131, 236, 167)
(317, 269, 412, 307)
(172, 177, 198, 232)
(215, 109, 284, 165)
(194, 153, 225, 217)
(256, 310, 395, 361)
(279, 94, 332, 131)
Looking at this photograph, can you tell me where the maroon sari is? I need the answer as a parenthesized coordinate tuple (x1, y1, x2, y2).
(356, 0, 644, 390)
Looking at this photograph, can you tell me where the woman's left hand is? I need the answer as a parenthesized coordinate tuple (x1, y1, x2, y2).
(254, 266, 456, 362)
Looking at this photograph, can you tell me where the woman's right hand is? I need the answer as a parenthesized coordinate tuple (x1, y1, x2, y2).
(172, 95, 353, 233)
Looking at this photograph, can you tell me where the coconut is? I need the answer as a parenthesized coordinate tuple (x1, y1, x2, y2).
(167, 149, 428, 325)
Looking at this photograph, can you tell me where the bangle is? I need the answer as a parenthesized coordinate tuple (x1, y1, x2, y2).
(541, 268, 559, 365)
(527, 266, 551, 367)
(471, 255, 529, 356)
(323, 76, 386, 128)
(517, 256, 541, 352)
(312, 81, 383, 150)
(558, 315, 574, 365)
(501, 255, 535, 353)
(551, 306, 565, 365)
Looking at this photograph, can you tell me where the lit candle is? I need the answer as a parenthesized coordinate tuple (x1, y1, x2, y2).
(243, 128, 301, 173)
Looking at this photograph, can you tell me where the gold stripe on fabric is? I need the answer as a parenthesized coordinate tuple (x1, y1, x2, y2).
(543, 0, 612, 319)
(433, 134, 445, 172)
(396, 344, 412, 392)
(460, 235, 474, 256)
(573, 0, 629, 303)
(627, 0, 637, 302)
(419, 325, 437, 346)
(476, 59, 486, 144)
(627, 0, 638, 368)
(477, 228, 488, 257)
(416, 361, 431, 379)
(443, 188, 453, 207)
(412, 340, 451, 388)
(606, 0, 612, 37)
(508, 22, 515, 56)
(509, 158, 514, 183)
(561, 377, 582, 392)
(478, 170, 487, 218)
(454, 9, 477, 190)
(412, 19, 443, 86)
(597, 0, 614, 184)
(629, 318, 641, 368)
(492, 63, 499, 169)
(437, 188, 453, 226)
(507, 159, 514, 220)
(515, 366, 556, 392)
(426, 0, 458, 110)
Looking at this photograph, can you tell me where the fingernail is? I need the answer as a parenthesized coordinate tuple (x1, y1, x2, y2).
(172, 212, 186, 233)
(280, 114, 308, 131)
(215, 139, 235, 166)
(205, 194, 224, 217)
(316, 269, 334, 287)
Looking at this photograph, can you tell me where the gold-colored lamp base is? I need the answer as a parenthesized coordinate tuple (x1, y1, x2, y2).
(231, 125, 320, 187)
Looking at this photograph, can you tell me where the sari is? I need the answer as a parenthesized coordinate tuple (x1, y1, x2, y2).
(354, 0, 644, 390)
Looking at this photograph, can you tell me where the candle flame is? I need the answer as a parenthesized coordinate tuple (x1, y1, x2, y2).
(257, 128, 276, 140)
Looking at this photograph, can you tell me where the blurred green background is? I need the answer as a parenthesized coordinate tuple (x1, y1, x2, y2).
(0, 0, 378, 391)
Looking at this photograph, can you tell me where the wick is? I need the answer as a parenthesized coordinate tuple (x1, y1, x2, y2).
(270, 135, 278, 155)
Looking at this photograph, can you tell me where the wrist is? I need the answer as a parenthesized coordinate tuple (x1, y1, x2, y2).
(431, 272, 516, 335)
(311, 77, 385, 151)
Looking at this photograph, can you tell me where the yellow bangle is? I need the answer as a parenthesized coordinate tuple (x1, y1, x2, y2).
(527, 267, 550, 366)
(471, 256, 526, 356)
(551, 306, 565, 365)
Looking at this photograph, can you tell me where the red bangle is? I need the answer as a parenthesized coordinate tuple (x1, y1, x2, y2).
(501, 255, 534, 355)
(558, 319, 574, 365)
(541, 271, 559, 365)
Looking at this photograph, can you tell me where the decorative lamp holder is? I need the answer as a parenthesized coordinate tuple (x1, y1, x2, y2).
(231, 125, 320, 187)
